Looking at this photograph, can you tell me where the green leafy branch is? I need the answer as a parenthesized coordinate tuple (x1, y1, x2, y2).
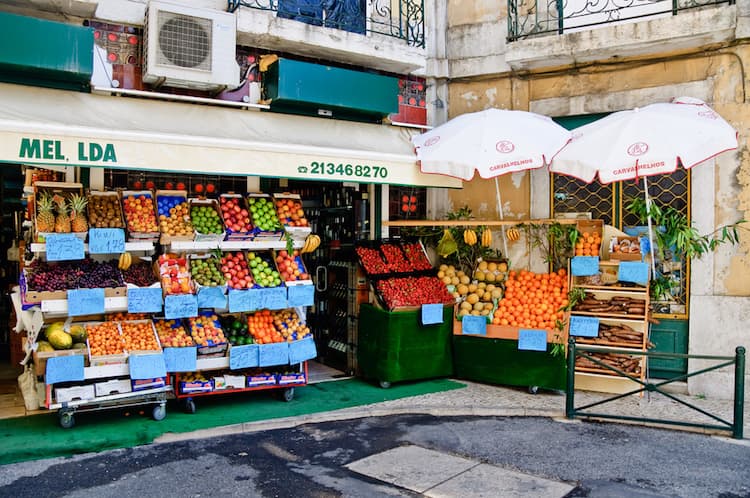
(518, 222, 579, 272)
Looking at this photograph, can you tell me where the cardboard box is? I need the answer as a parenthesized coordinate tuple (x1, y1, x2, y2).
(575, 219, 604, 257)
(155, 190, 193, 244)
(214, 374, 245, 390)
(220, 193, 254, 240)
(609, 236, 643, 261)
(120, 320, 162, 354)
(24, 285, 127, 305)
(247, 194, 284, 241)
(273, 193, 312, 241)
(86, 321, 128, 366)
(276, 372, 306, 385)
(33, 348, 88, 377)
(247, 373, 276, 387)
(87, 191, 126, 230)
(179, 379, 213, 393)
(121, 190, 160, 242)
(189, 198, 226, 242)
(94, 378, 132, 397)
(55, 384, 95, 404)
(131, 377, 166, 391)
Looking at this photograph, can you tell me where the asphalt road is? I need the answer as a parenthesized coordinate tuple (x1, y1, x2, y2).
(1, 415, 748, 498)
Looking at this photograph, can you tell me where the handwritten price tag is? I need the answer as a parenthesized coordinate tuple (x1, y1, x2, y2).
(45, 354, 85, 384)
(46, 234, 85, 261)
(258, 342, 290, 367)
(618, 261, 649, 285)
(164, 294, 198, 319)
(421, 303, 444, 325)
(571, 256, 600, 276)
(287, 284, 314, 307)
(128, 287, 163, 313)
(255, 287, 287, 310)
(163, 347, 197, 372)
(229, 344, 260, 370)
(289, 336, 317, 364)
(129, 353, 167, 380)
(197, 286, 227, 309)
(67, 288, 105, 316)
(228, 289, 253, 312)
(569, 316, 600, 337)
(518, 329, 547, 351)
(88, 228, 125, 254)
(462, 315, 487, 335)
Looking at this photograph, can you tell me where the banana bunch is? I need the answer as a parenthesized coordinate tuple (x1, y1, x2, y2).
(506, 227, 521, 242)
(118, 252, 132, 271)
(463, 229, 477, 246)
(481, 229, 492, 247)
(437, 229, 458, 257)
(300, 233, 321, 254)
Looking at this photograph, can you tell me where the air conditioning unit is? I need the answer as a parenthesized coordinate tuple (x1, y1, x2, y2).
(143, 1, 240, 91)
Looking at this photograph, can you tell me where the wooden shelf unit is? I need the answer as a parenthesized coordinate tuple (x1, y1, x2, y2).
(569, 261, 650, 395)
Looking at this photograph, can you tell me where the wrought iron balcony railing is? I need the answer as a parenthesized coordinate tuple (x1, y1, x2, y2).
(227, 0, 425, 48)
(508, 0, 734, 41)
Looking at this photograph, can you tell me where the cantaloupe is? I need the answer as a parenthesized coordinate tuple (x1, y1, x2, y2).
(47, 330, 72, 350)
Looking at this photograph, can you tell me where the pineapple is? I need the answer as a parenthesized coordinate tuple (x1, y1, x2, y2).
(35, 193, 55, 233)
(53, 196, 71, 233)
(69, 193, 89, 233)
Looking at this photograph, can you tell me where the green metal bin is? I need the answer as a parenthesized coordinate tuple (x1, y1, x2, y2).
(357, 303, 454, 386)
(452, 335, 567, 391)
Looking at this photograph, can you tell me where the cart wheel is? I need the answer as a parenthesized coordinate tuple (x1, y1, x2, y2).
(183, 398, 196, 414)
(58, 410, 75, 429)
(379, 380, 391, 389)
(528, 385, 539, 395)
(282, 387, 295, 402)
(152, 403, 167, 421)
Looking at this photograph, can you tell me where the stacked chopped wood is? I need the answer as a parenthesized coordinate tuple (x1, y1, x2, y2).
(573, 295, 646, 316)
(577, 323, 644, 347)
(575, 352, 642, 376)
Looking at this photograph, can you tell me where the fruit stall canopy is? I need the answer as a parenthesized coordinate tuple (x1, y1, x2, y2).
(0, 82, 461, 188)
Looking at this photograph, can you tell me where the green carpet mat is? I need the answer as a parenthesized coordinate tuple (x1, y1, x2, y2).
(0, 378, 464, 465)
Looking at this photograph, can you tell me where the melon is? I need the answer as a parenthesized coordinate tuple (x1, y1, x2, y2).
(36, 341, 55, 353)
(71, 342, 87, 350)
(69, 324, 87, 343)
(44, 321, 66, 339)
(47, 330, 73, 350)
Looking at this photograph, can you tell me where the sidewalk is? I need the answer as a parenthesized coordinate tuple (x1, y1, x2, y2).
(157, 378, 749, 444)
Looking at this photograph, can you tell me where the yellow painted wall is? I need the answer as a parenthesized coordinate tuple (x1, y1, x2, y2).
(446, 48, 750, 295)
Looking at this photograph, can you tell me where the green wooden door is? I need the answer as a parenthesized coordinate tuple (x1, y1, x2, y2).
(648, 318, 688, 379)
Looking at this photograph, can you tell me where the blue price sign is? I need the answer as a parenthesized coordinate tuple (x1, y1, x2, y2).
(289, 336, 317, 364)
(46, 233, 85, 261)
(128, 287, 163, 313)
(228, 289, 253, 312)
(256, 287, 288, 310)
(129, 353, 167, 380)
(287, 284, 314, 307)
(229, 344, 260, 370)
(67, 288, 105, 316)
(571, 256, 600, 276)
(197, 286, 227, 309)
(45, 354, 85, 384)
(163, 347, 197, 372)
(164, 294, 198, 319)
(462, 315, 487, 335)
(569, 316, 600, 337)
(88, 228, 125, 254)
(258, 342, 290, 367)
(518, 329, 547, 351)
(421, 303, 444, 325)
(618, 261, 649, 285)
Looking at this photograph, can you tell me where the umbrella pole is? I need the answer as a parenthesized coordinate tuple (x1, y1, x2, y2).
(643, 176, 657, 279)
(494, 177, 510, 258)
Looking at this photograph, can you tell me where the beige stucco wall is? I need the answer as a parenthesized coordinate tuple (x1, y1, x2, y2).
(443, 40, 750, 398)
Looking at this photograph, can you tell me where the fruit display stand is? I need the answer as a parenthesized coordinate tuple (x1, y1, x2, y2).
(452, 320, 568, 392)
(357, 303, 454, 388)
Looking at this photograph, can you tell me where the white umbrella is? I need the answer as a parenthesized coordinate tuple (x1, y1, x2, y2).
(412, 108, 572, 256)
(549, 97, 739, 273)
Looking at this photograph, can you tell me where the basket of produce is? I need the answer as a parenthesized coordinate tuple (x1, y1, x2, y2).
(189, 198, 226, 242)
(273, 193, 311, 240)
(87, 191, 125, 229)
(154, 318, 196, 348)
(187, 312, 228, 355)
(156, 190, 193, 244)
(220, 194, 254, 240)
(121, 190, 159, 242)
(247, 194, 283, 241)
